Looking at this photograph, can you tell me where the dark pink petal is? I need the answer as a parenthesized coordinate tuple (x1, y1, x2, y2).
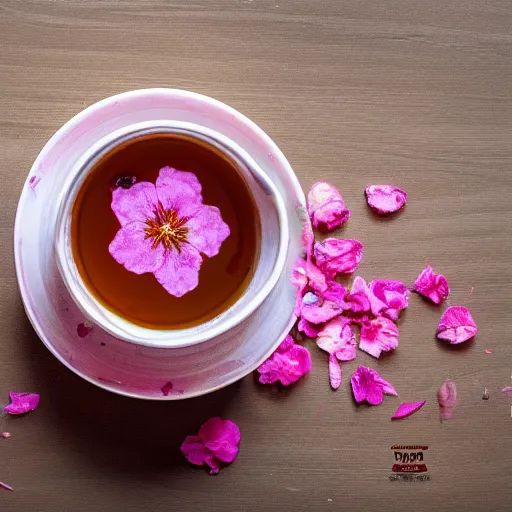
(359, 316, 399, 358)
(198, 417, 241, 464)
(161, 381, 173, 396)
(29, 175, 41, 189)
(0, 481, 13, 492)
(369, 280, 410, 321)
(4, 392, 40, 415)
(317, 316, 356, 361)
(181, 435, 212, 466)
(307, 181, 350, 232)
(153, 243, 202, 297)
(185, 204, 230, 258)
(109, 222, 165, 274)
(392, 401, 426, 420)
(414, 265, 450, 304)
(314, 239, 363, 278)
(501, 386, 512, 398)
(365, 185, 407, 215)
(291, 259, 308, 316)
(328, 354, 342, 390)
(351, 366, 396, 406)
(345, 276, 386, 316)
(76, 323, 92, 338)
(297, 318, 322, 338)
(276, 334, 295, 353)
(111, 182, 158, 227)
(438, 380, 457, 419)
(437, 306, 478, 344)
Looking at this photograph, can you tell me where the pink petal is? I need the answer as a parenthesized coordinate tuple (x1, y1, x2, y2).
(320, 280, 348, 307)
(161, 381, 173, 396)
(4, 392, 40, 415)
(485, 349, 493, 354)
(305, 261, 328, 294)
(365, 185, 407, 215)
(501, 386, 512, 398)
(181, 435, 213, 466)
(437, 306, 478, 344)
(29, 175, 41, 189)
(276, 334, 295, 353)
(301, 296, 342, 324)
(438, 380, 457, 419)
(1, 432, 11, 439)
(297, 318, 323, 338)
(314, 239, 363, 277)
(109, 222, 165, 274)
(185, 204, 230, 258)
(351, 366, 396, 405)
(317, 316, 356, 361)
(153, 243, 202, 297)
(76, 323, 92, 338)
(0, 481, 13, 492)
(392, 401, 426, 420)
(111, 182, 158, 227)
(328, 354, 342, 390)
(307, 181, 350, 232)
(345, 276, 386, 316)
(359, 316, 399, 358)
(369, 280, 409, 321)
(291, 259, 308, 316)
(414, 265, 450, 304)
(198, 417, 241, 463)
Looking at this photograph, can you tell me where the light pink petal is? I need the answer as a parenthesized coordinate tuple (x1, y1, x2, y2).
(199, 417, 241, 464)
(307, 181, 350, 232)
(359, 316, 399, 358)
(111, 182, 158, 226)
(438, 380, 457, 419)
(186, 204, 230, 258)
(317, 317, 356, 361)
(109, 222, 165, 274)
(1, 432, 11, 439)
(297, 318, 323, 338)
(306, 261, 328, 294)
(181, 435, 213, 467)
(414, 265, 450, 304)
(392, 401, 426, 420)
(345, 276, 386, 316)
(301, 297, 343, 324)
(4, 392, 40, 415)
(501, 386, 512, 398)
(351, 366, 396, 405)
(0, 481, 13, 492)
(314, 239, 363, 278)
(365, 185, 407, 215)
(328, 354, 342, 390)
(155, 166, 203, 218)
(291, 259, 308, 316)
(436, 306, 478, 344)
(369, 280, 410, 321)
(153, 243, 202, 297)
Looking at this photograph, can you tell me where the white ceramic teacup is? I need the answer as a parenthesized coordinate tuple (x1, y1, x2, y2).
(55, 120, 289, 349)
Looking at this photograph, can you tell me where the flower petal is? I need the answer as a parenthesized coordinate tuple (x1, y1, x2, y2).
(3, 392, 40, 415)
(186, 204, 230, 258)
(438, 380, 457, 419)
(392, 401, 426, 420)
(307, 181, 350, 232)
(153, 243, 202, 297)
(181, 435, 213, 467)
(277, 335, 295, 353)
(111, 182, 158, 226)
(351, 366, 396, 405)
(365, 185, 407, 215)
(328, 354, 342, 390)
(301, 296, 342, 324)
(199, 418, 241, 464)
(501, 386, 512, 398)
(414, 265, 450, 304)
(345, 276, 386, 317)
(297, 318, 323, 338)
(314, 239, 363, 277)
(0, 481, 13, 492)
(317, 316, 356, 361)
(359, 316, 399, 358)
(437, 306, 478, 344)
(369, 280, 409, 321)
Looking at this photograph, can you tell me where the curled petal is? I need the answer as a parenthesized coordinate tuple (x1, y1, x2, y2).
(365, 185, 407, 215)
(437, 306, 478, 344)
(328, 354, 342, 390)
(414, 265, 450, 304)
(297, 318, 323, 338)
(317, 316, 356, 361)
(186, 205, 230, 258)
(392, 401, 426, 420)
(369, 280, 409, 321)
(111, 182, 158, 226)
(351, 366, 396, 406)
(345, 276, 386, 316)
(199, 417, 241, 463)
(314, 239, 363, 278)
(438, 380, 457, 420)
(307, 181, 350, 232)
(359, 316, 399, 358)
(3, 392, 40, 415)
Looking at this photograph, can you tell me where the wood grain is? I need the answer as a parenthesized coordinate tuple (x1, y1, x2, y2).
(0, 1, 511, 511)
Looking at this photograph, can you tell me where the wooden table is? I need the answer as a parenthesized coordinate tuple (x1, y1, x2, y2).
(1, 1, 511, 511)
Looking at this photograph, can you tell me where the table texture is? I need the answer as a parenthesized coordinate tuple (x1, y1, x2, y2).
(0, 1, 511, 511)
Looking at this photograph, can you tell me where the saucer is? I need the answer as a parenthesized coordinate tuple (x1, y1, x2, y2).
(14, 89, 305, 400)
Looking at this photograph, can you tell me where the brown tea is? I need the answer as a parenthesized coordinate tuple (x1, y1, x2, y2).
(71, 133, 261, 330)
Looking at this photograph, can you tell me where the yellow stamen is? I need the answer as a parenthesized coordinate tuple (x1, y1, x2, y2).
(144, 203, 189, 252)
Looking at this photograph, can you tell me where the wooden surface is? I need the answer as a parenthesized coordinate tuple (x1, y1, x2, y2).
(1, 1, 511, 511)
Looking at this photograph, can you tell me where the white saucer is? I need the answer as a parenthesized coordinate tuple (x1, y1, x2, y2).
(14, 89, 304, 400)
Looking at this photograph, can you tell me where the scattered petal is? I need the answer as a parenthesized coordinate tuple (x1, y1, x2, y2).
(314, 239, 363, 278)
(3, 392, 40, 415)
(301, 295, 343, 324)
(29, 175, 41, 189)
(317, 317, 356, 361)
(77, 323, 92, 338)
(369, 280, 409, 321)
(414, 265, 450, 304)
(161, 381, 173, 396)
(501, 387, 512, 398)
(365, 185, 407, 215)
(320, 280, 347, 307)
(307, 181, 350, 232)
(1, 432, 11, 439)
(351, 366, 397, 406)
(437, 306, 478, 344)
(297, 318, 322, 338)
(359, 316, 399, 358)
(485, 349, 493, 354)
(392, 401, 426, 420)
(345, 276, 386, 316)
(438, 380, 457, 420)
(328, 354, 342, 390)
(0, 481, 13, 492)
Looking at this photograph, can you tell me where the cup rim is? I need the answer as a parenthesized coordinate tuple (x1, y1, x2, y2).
(54, 120, 290, 348)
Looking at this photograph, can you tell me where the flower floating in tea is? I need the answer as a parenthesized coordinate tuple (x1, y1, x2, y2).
(109, 166, 230, 297)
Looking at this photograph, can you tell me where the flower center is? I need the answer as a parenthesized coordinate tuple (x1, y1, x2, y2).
(144, 203, 189, 252)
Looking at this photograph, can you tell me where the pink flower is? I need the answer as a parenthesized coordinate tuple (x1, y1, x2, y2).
(314, 239, 363, 278)
(3, 392, 40, 415)
(345, 276, 386, 317)
(307, 181, 350, 232)
(438, 380, 457, 420)
(365, 185, 407, 215)
(391, 401, 426, 420)
(437, 306, 478, 344)
(351, 366, 397, 405)
(359, 316, 399, 358)
(181, 417, 240, 475)
(109, 167, 230, 297)
(369, 280, 409, 321)
(414, 265, 450, 304)
(257, 335, 312, 386)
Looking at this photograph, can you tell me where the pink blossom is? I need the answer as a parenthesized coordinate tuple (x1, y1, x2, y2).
(365, 185, 407, 215)
(437, 306, 478, 344)
(345, 276, 386, 317)
(414, 265, 450, 304)
(307, 181, 350, 232)
(391, 401, 426, 420)
(297, 318, 322, 338)
(3, 392, 40, 415)
(314, 239, 363, 278)
(359, 316, 399, 358)
(369, 280, 409, 321)
(257, 335, 312, 386)
(109, 167, 230, 297)
(317, 317, 357, 362)
(181, 417, 240, 475)
(351, 366, 397, 405)
(438, 380, 457, 419)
